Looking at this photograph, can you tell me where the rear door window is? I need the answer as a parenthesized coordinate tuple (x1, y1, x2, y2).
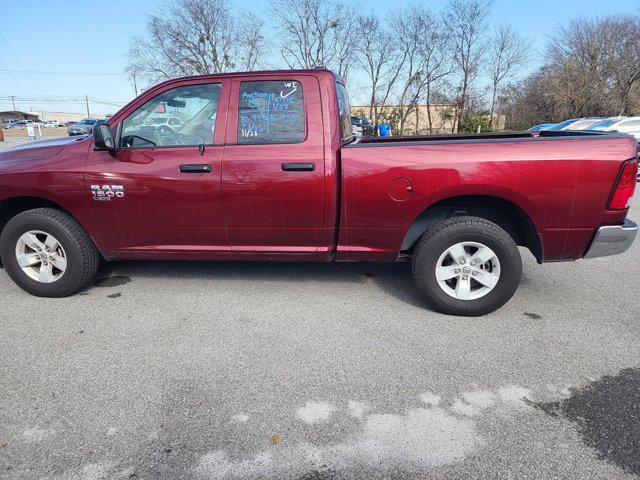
(237, 80, 305, 144)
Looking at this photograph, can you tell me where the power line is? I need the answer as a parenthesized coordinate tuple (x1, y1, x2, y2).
(0, 69, 128, 77)
(0, 32, 45, 95)
(0, 96, 127, 107)
(0, 32, 68, 121)
(0, 94, 128, 116)
(0, 94, 128, 101)
(0, 60, 27, 94)
(0, 34, 130, 116)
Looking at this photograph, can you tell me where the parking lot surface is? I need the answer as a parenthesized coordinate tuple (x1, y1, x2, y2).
(0, 139, 639, 479)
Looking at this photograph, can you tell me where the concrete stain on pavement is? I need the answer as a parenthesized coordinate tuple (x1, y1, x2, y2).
(190, 387, 538, 479)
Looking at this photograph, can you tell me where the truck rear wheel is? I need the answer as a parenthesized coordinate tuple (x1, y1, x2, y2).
(412, 216, 522, 316)
(0, 208, 99, 297)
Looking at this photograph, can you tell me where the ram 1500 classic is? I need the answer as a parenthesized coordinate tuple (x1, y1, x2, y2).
(0, 69, 637, 315)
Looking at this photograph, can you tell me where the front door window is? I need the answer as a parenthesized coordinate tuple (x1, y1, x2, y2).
(121, 83, 222, 148)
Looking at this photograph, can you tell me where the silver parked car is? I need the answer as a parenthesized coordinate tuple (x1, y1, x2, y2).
(68, 118, 103, 136)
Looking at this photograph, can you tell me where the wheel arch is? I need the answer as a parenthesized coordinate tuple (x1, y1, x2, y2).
(400, 195, 543, 263)
(0, 196, 96, 268)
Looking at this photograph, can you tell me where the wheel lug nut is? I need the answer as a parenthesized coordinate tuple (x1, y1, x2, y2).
(462, 275, 468, 280)
(454, 268, 460, 274)
(472, 270, 478, 276)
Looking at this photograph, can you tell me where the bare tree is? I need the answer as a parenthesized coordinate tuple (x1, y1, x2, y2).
(442, 0, 491, 131)
(501, 14, 640, 129)
(355, 13, 406, 126)
(547, 15, 640, 116)
(126, 0, 266, 84)
(499, 70, 553, 130)
(239, 13, 268, 72)
(487, 25, 529, 128)
(269, 0, 355, 80)
(416, 17, 452, 134)
(391, 6, 429, 134)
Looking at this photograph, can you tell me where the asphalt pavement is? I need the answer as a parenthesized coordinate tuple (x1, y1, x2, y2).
(0, 139, 639, 479)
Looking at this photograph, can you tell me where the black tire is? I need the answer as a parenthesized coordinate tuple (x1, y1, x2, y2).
(412, 216, 522, 316)
(0, 208, 99, 297)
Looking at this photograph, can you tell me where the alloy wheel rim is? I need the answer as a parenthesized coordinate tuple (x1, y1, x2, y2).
(15, 230, 67, 283)
(435, 241, 501, 300)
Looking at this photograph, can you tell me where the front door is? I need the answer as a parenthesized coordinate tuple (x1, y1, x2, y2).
(221, 75, 325, 253)
(85, 80, 230, 257)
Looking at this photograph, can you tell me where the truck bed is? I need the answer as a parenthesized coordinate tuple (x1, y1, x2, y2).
(338, 131, 638, 262)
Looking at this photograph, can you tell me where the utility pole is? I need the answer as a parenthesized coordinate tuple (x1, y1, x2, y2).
(10, 95, 16, 111)
(85, 94, 90, 118)
(132, 73, 138, 97)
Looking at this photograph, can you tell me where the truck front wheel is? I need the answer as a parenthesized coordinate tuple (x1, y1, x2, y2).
(412, 216, 522, 316)
(0, 208, 99, 297)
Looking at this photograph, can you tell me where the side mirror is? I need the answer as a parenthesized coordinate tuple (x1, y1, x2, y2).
(93, 123, 115, 151)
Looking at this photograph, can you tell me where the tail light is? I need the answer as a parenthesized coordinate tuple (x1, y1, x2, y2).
(608, 160, 638, 210)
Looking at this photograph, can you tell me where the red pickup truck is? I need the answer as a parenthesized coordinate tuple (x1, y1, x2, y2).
(0, 69, 637, 315)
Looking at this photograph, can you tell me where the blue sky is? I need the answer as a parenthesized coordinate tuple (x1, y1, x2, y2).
(1, 0, 639, 115)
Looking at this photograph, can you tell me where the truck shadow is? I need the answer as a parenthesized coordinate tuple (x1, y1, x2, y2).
(94, 260, 431, 310)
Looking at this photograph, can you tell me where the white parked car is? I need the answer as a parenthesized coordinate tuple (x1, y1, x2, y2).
(545, 117, 603, 131)
(587, 117, 640, 181)
(43, 120, 59, 128)
(140, 116, 184, 132)
(585, 116, 627, 132)
(587, 116, 640, 140)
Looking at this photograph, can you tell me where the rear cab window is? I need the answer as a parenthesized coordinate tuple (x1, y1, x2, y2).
(237, 80, 305, 144)
(335, 82, 353, 144)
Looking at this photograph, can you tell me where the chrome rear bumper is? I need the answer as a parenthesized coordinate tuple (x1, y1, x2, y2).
(583, 219, 638, 259)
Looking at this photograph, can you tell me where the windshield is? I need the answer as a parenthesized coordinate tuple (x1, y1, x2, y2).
(586, 119, 618, 131)
(545, 119, 578, 131)
(528, 124, 551, 132)
(78, 119, 97, 125)
(149, 118, 168, 125)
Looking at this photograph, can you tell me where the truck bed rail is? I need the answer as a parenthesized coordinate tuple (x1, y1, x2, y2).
(350, 129, 618, 147)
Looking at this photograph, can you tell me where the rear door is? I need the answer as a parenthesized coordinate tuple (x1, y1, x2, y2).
(221, 75, 325, 253)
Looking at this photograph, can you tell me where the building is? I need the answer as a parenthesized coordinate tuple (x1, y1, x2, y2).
(37, 111, 109, 123)
(351, 104, 506, 134)
(1, 110, 110, 125)
(0, 110, 39, 123)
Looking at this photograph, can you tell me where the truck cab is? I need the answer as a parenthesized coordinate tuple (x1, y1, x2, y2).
(85, 69, 349, 260)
